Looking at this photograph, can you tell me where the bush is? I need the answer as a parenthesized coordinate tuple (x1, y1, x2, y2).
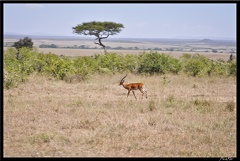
(208, 60, 229, 76)
(181, 54, 212, 77)
(95, 53, 124, 73)
(4, 47, 37, 88)
(228, 59, 236, 76)
(138, 52, 181, 74)
(123, 54, 139, 73)
(4, 70, 19, 89)
(73, 56, 98, 80)
(4, 48, 236, 89)
(42, 54, 75, 80)
(181, 53, 236, 77)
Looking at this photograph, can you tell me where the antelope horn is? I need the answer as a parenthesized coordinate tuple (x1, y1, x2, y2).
(121, 74, 128, 82)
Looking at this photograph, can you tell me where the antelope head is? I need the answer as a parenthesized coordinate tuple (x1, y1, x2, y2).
(119, 74, 127, 85)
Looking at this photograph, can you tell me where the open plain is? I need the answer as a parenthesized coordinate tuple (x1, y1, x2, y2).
(4, 73, 236, 157)
(3, 37, 236, 157)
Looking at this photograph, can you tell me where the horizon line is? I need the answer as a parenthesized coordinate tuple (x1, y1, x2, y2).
(4, 33, 236, 41)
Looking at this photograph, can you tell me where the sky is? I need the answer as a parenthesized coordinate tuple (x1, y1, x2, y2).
(3, 3, 236, 40)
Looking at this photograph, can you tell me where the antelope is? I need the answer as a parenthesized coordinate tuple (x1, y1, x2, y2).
(119, 75, 147, 100)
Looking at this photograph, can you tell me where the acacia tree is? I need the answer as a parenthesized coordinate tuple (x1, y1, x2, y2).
(72, 21, 124, 53)
(12, 37, 34, 50)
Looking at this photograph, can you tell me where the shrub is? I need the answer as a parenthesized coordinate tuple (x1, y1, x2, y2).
(4, 47, 36, 88)
(207, 60, 229, 76)
(138, 52, 181, 74)
(73, 56, 98, 80)
(4, 48, 236, 89)
(95, 53, 124, 73)
(228, 59, 236, 76)
(181, 54, 212, 77)
(43, 55, 75, 80)
(3, 70, 19, 89)
(123, 54, 139, 73)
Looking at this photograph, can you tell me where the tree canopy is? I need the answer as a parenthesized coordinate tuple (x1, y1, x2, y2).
(12, 37, 34, 50)
(72, 21, 124, 52)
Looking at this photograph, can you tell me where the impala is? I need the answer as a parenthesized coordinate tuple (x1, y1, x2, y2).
(119, 75, 148, 100)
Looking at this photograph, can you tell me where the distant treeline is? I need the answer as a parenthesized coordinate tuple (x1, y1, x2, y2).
(5, 42, 235, 53)
(39, 44, 163, 51)
(39, 44, 59, 48)
(37, 44, 236, 53)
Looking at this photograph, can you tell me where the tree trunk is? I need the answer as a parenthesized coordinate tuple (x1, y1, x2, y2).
(94, 34, 109, 54)
(15, 49, 20, 60)
(98, 38, 106, 53)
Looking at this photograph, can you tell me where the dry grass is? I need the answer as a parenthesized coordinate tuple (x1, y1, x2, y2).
(4, 73, 236, 157)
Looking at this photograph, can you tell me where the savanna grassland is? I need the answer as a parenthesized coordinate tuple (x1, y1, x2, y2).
(3, 37, 236, 157)
(4, 73, 236, 157)
(4, 37, 236, 61)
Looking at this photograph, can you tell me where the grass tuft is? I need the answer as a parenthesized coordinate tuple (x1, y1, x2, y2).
(29, 133, 52, 144)
(148, 100, 156, 111)
(225, 100, 235, 112)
